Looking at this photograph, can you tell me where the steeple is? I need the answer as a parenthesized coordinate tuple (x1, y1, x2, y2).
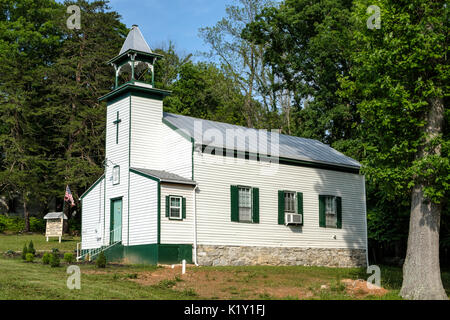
(119, 25, 152, 55)
(107, 25, 163, 89)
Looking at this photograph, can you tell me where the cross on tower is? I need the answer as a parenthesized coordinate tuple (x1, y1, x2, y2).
(113, 111, 122, 144)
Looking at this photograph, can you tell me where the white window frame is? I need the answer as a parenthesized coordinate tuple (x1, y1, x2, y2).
(169, 196, 182, 220)
(238, 186, 252, 223)
(325, 196, 337, 228)
(284, 191, 297, 214)
(112, 166, 120, 185)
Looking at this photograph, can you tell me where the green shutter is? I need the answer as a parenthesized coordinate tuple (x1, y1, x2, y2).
(297, 192, 304, 226)
(278, 190, 285, 225)
(230, 185, 239, 222)
(182, 197, 186, 219)
(165, 196, 170, 217)
(319, 195, 326, 227)
(252, 188, 259, 223)
(336, 197, 342, 229)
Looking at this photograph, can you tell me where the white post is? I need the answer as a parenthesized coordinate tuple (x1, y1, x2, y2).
(59, 236, 61, 243)
(182, 259, 186, 275)
(46, 237, 49, 242)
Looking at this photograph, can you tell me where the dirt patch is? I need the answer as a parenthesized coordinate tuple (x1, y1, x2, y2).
(130, 265, 317, 299)
(341, 279, 388, 297)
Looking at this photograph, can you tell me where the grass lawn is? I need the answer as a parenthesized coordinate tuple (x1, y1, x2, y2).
(1, 234, 449, 300)
(0, 233, 79, 253)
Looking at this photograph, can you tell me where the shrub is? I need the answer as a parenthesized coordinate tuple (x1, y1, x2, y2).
(5, 249, 15, 257)
(64, 253, 74, 264)
(42, 253, 51, 265)
(27, 240, 36, 256)
(0, 222, 6, 233)
(96, 251, 106, 268)
(29, 217, 45, 233)
(50, 253, 60, 268)
(25, 253, 34, 263)
(52, 248, 59, 254)
(21, 244, 28, 260)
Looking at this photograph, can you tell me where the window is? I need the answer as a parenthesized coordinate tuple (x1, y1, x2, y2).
(238, 187, 252, 222)
(325, 196, 337, 228)
(169, 196, 182, 220)
(284, 191, 296, 213)
(230, 185, 259, 223)
(319, 195, 341, 229)
(112, 166, 120, 185)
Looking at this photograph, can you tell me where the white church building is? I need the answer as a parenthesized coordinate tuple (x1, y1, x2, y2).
(79, 25, 368, 267)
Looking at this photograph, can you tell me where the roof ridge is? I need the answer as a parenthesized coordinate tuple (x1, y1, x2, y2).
(163, 112, 322, 144)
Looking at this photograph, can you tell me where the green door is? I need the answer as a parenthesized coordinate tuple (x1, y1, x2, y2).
(110, 198, 122, 244)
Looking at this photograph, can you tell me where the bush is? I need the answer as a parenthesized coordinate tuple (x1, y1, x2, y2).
(96, 251, 106, 268)
(21, 244, 28, 260)
(42, 253, 51, 265)
(0, 215, 45, 233)
(50, 253, 60, 268)
(27, 240, 36, 256)
(64, 253, 74, 264)
(25, 253, 34, 263)
(52, 248, 59, 254)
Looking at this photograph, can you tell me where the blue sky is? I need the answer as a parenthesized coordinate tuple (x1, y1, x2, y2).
(105, 0, 233, 59)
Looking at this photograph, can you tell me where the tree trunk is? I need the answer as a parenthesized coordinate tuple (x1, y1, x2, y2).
(400, 97, 447, 300)
(23, 195, 30, 233)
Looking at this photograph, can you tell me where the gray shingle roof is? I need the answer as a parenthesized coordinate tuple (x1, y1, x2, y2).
(44, 212, 68, 220)
(131, 168, 197, 185)
(162, 112, 361, 170)
(119, 25, 152, 55)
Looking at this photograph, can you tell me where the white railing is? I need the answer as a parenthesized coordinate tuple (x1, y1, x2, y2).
(76, 227, 121, 262)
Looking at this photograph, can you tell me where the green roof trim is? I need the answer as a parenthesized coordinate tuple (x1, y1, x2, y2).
(108, 49, 163, 66)
(99, 83, 171, 103)
(80, 174, 105, 200)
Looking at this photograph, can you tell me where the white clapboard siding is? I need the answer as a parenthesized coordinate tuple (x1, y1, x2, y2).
(81, 177, 105, 250)
(160, 123, 192, 180)
(130, 96, 163, 171)
(105, 97, 130, 246)
(160, 183, 195, 245)
(128, 172, 158, 246)
(194, 152, 366, 250)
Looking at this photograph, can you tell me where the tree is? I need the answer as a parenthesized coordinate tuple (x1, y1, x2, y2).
(44, 0, 127, 221)
(340, 0, 448, 299)
(199, 0, 277, 128)
(163, 61, 248, 126)
(0, 0, 63, 231)
(243, 0, 361, 157)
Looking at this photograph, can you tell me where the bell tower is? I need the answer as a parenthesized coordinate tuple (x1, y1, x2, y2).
(98, 25, 171, 246)
(108, 25, 160, 89)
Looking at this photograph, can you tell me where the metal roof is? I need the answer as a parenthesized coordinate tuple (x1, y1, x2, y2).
(131, 168, 197, 185)
(44, 212, 68, 220)
(162, 112, 361, 170)
(119, 25, 152, 55)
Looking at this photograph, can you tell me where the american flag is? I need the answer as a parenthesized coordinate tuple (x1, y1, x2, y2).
(64, 185, 76, 207)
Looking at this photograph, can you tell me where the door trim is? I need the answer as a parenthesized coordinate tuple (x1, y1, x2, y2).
(110, 197, 123, 244)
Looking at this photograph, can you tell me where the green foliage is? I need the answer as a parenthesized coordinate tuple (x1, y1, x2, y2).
(42, 253, 51, 265)
(0, 216, 45, 233)
(0, 222, 5, 233)
(21, 244, 28, 260)
(27, 241, 35, 256)
(163, 62, 248, 126)
(63, 253, 74, 264)
(243, 0, 361, 153)
(96, 251, 106, 268)
(25, 253, 34, 263)
(50, 253, 60, 268)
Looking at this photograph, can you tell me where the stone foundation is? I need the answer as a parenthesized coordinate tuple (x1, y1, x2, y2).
(197, 245, 366, 268)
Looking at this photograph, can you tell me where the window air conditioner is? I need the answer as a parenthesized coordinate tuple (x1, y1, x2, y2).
(285, 213, 303, 225)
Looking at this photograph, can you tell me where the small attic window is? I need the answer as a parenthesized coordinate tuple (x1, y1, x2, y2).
(113, 166, 120, 185)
